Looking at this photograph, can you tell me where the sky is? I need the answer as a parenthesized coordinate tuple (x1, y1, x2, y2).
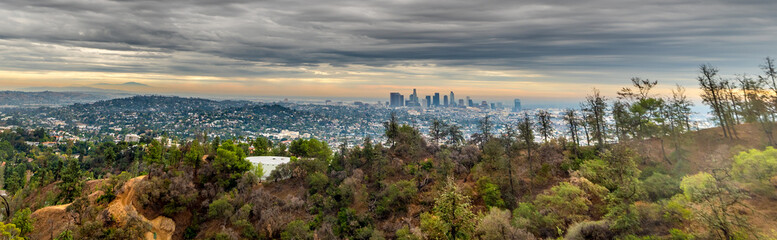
(1, 0, 776, 102)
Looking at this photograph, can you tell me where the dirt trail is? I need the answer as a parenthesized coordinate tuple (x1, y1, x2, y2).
(31, 175, 175, 240)
(107, 176, 175, 240)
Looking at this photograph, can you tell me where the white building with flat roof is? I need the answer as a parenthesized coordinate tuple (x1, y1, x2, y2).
(124, 134, 140, 143)
(246, 156, 291, 180)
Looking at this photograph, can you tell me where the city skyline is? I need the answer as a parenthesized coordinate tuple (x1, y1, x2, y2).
(388, 89, 519, 110)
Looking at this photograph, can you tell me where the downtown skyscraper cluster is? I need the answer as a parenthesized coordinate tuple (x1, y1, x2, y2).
(389, 89, 519, 111)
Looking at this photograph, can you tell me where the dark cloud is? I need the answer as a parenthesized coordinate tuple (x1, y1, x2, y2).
(0, 0, 775, 83)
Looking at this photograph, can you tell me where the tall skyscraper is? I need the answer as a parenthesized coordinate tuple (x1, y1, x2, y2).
(433, 93, 440, 107)
(458, 99, 464, 107)
(466, 96, 473, 107)
(425, 95, 432, 108)
(513, 98, 522, 112)
(407, 88, 420, 107)
(449, 91, 455, 107)
(389, 92, 404, 107)
(443, 95, 449, 106)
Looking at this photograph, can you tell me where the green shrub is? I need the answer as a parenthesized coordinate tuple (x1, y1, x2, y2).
(668, 228, 695, 240)
(375, 180, 417, 218)
(395, 226, 419, 240)
(306, 172, 330, 194)
(207, 197, 234, 220)
(11, 208, 33, 238)
(534, 182, 590, 231)
(476, 208, 536, 240)
(55, 229, 74, 240)
(476, 177, 505, 208)
(643, 172, 681, 201)
(579, 158, 613, 189)
(564, 220, 612, 240)
(732, 147, 777, 184)
(281, 220, 312, 240)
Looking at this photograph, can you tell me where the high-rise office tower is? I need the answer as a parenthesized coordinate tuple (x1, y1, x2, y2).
(390, 92, 403, 107)
(408, 88, 420, 107)
(467, 96, 473, 107)
(433, 93, 440, 107)
(405, 89, 421, 107)
(458, 99, 464, 107)
(513, 99, 522, 112)
(425, 95, 432, 108)
(443, 95, 448, 107)
(450, 91, 455, 107)
(490, 103, 495, 109)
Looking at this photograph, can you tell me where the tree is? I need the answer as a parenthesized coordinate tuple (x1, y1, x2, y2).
(446, 124, 464, 146)
(252, 137, 272, 156)
(421, 178, 476, 240)
(563, 109, 581, 150)
(536, 110, 553, 142)
(698, 64, 735, 139)
(184, 140, 204, 168)
(430, 119, 448, 146)
(582, 88, 608, 147)
(289, 139, 332, 160)
(680, 170, 753, 239)
(611, 101, 632, 141)
(58, 159, 82, 203)
(144, 139, 165, 165)
(668, 85, 694, 159)
(518, 114, 535, 181)
(0, 222, 22, 240)
(384, 112, 400, 147)
(479, 115, 493, 143)
(10, 208, 32, 238)
(212, 140, 251, 190)
(252, 162, 264, 179)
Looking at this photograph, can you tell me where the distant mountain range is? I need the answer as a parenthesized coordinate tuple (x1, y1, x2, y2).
(94, 82, 149, 87)
(18, 81, 152, 94)
(0, 91, 120, 108)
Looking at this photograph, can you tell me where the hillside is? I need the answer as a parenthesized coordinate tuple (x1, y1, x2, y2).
(633, 123, 775, 172)
(0, 91, 117, 108)
(31, 176, 175, 240)
(7, 122, 777, 240)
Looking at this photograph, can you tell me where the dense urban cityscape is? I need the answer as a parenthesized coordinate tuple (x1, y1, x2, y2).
(0, 90, 713, 150)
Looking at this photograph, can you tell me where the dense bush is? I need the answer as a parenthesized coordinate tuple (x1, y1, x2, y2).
(475, 208, 535, 240)
(534, 182, 591, 231)
(289, 139, 332, 160)
(375, 180, 417, 218)
(281, 220, 313, 240)
(643, 172, 681, 201)
(732, 147, 777, 184)
(564, 220, 612, 240)
(476, 177, 505, 208)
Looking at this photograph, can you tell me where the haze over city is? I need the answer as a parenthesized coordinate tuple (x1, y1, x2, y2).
(2, 0, 776, 102)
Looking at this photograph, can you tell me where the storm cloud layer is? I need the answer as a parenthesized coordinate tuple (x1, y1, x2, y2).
(1, 0, 776, 97)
